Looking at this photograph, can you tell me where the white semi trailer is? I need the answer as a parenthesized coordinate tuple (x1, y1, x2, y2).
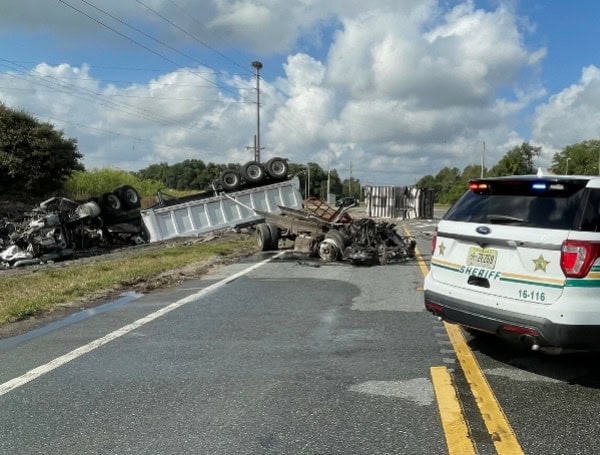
(140, 176, 303, 242)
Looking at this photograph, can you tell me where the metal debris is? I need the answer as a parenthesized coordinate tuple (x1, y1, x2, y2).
(255, 198, 417, 266)
(0, 186, 145, 268)
(339, 219, 416, 265)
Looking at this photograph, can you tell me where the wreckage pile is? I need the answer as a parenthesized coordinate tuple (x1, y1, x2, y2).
(339, 218, 416, 265)
(0, 186, 146, 268)
(1, 182, 417, 269)
(299, 197, 416, 265)
(256, 198, 417, 266)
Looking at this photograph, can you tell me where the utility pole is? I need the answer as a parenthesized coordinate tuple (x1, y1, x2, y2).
(251, 61, 263, 162)
(326, 149, 331, 202)
(349, 162, 353, 196)
(481, 141, 486, 178)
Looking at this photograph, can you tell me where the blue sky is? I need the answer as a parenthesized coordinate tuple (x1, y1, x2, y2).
(519, 2, 599, 90)
(1, 0, 600, 186)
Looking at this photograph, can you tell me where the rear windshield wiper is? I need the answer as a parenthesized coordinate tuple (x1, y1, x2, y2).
(486, 214, 526, 224)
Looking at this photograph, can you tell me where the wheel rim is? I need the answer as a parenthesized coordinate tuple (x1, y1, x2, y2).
(125, 189, 139, 205)
(271, 162, 285, 176)
(247, 165, 262, 179)
(223, 174, 238, 185)
(106, 194, 121, 210)
(318, 239, 339, 262)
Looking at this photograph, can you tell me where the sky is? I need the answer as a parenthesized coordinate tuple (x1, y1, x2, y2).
(1, 0, 600, 187)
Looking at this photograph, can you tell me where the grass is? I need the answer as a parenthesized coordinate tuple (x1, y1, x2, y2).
(0, 236, 257, 325)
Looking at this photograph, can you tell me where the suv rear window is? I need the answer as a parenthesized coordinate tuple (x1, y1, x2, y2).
(444, 179, 589, 230)
(579, 188, 600, 232)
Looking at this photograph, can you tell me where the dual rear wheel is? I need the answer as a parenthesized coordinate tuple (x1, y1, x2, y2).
(256, 223, 280, 251)
(219, 158, 289, 191)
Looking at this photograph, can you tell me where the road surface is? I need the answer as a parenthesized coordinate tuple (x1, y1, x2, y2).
(1, 217, 600, 454)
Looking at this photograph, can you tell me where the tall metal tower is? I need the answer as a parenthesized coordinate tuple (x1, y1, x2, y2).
(251, 60, 263, 162)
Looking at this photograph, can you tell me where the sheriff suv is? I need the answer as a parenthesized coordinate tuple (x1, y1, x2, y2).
(424, 173, 600, 351)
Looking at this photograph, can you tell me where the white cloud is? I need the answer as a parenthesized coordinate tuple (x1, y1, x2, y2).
(533, 65, 600, 148)
(0, 1, 562, 185)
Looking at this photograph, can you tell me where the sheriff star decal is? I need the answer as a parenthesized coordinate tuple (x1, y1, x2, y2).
(438, 242, 446, 256)
(532, 254, 550, 272)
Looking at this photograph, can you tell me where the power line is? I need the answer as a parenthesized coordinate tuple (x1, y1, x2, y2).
(0, 62, 255, 92)
(135, 0, 255, 77)
(0, 84, 255, 103)
(2, 60, 254, 81)
(27, 110, 145, 142)
(13, 108, 239, 169)
(131, 0, 256, 105)
(0, 59, 198, 132)
(55, 0, 242, 100)
(77, 0, 238, 88)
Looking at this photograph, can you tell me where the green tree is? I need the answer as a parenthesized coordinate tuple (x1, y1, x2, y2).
(435, 167, 461, 204)
(461, 164, 484, 181)
(488, 142, 541, 177)
(137, 160, 225, 190)
(327, 169, 343, 196)
(416, 165, 484, 204)
(416, 174, 436, 190)
(137, 162, 170, 184)
(550, 139, 600, 175)
(341, 177, 361, 199)
(0, 103, 83, 196)
(288, 162, 344, 199)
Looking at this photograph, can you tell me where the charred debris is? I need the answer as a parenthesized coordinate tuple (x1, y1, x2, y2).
(0, 185, 145, 268)
(1, 183, 416, 268)
(256, 198, 417, 266)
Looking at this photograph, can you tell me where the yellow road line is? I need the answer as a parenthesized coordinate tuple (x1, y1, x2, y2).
(445, 323, 524, 454)
(403, 224, 525, 455)
(430, 366, 477, 455)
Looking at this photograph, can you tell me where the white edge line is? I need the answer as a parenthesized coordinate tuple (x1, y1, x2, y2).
(0, 251, 287, 397)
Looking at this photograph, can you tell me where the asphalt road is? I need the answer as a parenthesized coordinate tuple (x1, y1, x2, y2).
(0, 223, 449, 455)
(2, 216, 600, 454)
(409, 217, 600, 455)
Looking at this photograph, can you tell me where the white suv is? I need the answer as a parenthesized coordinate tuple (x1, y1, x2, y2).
(424, 174, 600, 351)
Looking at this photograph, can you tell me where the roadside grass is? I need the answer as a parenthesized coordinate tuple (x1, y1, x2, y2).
(0, 236, 257, 325)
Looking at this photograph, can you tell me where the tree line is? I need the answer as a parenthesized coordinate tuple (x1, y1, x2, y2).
(1, 102, 599, 203)
(137, 160, 362, 200)
(417, 140, 600, 204)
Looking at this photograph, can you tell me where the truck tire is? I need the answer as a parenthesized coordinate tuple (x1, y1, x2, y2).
(220, 169, 242, 191)
(103, 193, 122, 213)
(318, 230, 346, 262)
(266, 157, 288, 180)
(326, 230, 346, 253)
(242, 161, 265, 183)
(256, 224, 273, 251)
(114, 185, 140, 210)
(318, 239, 339, 262)
(266, 222, 280, 250)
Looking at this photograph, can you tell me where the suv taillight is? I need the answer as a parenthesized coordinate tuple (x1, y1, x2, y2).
(431, 230, 437, 254)
(560, 240, 600, 278)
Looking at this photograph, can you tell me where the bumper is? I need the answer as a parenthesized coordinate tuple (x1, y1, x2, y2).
(424, 289, 600, 349)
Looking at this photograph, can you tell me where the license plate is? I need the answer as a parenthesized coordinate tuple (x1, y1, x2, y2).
(466, 247, 498, 269)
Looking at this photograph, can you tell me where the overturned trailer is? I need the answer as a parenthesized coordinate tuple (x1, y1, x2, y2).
(140, 177, 303, 242)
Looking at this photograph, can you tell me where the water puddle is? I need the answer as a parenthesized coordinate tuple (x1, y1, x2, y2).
(0, 291, 143, 349)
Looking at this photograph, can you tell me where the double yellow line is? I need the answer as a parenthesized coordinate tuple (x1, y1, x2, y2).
(405, 226, 524, 455)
